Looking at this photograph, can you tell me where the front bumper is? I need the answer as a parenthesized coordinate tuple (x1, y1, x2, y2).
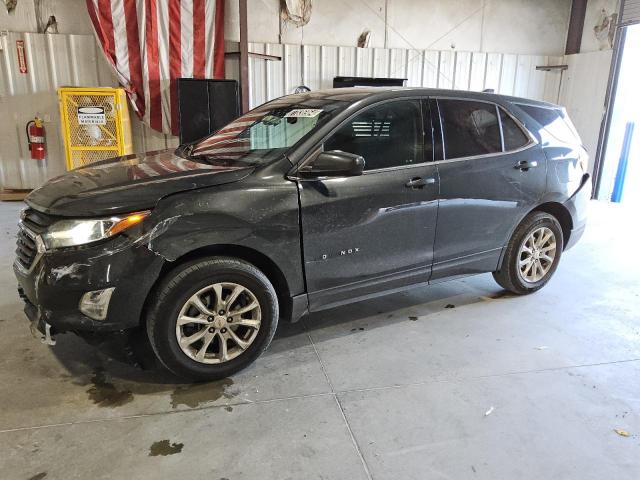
(564, 173, 591, 250)
(13, 233, 165, 334)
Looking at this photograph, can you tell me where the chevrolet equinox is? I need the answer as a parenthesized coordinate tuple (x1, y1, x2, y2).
(14, 88, 591, 380)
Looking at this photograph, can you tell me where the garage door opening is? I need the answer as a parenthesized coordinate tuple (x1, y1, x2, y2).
(597, 23, 640, 205)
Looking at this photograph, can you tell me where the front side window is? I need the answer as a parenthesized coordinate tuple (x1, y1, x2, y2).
(324, 100, 424, 171)
(439, 99, 501, 159)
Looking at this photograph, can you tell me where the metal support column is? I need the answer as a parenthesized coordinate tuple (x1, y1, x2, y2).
(239, 0, 249, 114)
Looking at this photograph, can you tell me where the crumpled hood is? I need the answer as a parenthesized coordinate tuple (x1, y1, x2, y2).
(26, 150, 253, 217)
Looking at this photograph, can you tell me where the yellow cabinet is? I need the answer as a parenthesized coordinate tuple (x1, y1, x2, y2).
(58, 87, 133, 170)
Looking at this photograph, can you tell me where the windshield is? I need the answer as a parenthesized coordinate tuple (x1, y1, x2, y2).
(186, 95, 350, 166)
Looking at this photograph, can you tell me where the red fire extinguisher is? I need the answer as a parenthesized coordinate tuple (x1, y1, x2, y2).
(26, 117, 46, 160)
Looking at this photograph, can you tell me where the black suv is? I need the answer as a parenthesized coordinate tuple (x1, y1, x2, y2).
(14, 88, 591, 380)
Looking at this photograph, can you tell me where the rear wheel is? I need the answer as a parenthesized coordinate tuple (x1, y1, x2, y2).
(146, 257, 278, 381)
(493, 212, 563, 295)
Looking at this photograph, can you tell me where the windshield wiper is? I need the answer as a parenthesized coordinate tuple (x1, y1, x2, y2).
(175, 143, 196, 159)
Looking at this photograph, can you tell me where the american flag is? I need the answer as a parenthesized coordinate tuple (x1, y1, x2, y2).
(86, 0, 226, 136)
(126, 151, 242, 180)
(191, 112, 264, 159)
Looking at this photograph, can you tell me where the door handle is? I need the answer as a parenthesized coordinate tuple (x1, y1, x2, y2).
(515, 160, 538, 171)
(405, 177, 435, 189)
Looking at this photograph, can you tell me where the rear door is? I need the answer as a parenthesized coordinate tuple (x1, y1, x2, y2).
(297, 98, 440, 310)
(431, 98, 547, 280)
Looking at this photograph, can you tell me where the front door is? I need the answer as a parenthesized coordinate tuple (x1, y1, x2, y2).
(297, 99, 439, 311)
(431, 98, 547, 279)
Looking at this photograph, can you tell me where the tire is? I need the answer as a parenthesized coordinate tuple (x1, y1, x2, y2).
(493, 212, 563, 295)
(146, 256, 278, 381)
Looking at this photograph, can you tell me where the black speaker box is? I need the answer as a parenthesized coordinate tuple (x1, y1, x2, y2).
(177, 78, 240, 144)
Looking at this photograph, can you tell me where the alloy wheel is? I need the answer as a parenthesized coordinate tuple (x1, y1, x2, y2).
(517, 226, 557, 284)
(175, 282, 262, 364)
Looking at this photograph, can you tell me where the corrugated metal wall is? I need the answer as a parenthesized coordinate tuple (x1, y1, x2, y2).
(0, 31, 176, 190)
(1, 32, 565, 190)
(247, 42, 565, 109)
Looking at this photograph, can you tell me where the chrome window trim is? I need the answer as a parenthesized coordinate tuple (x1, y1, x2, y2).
(362, 161, 435, 175)
(496, 104, 506, 151)
(430, 141, 537, 166)
(434, 96, 538, 163)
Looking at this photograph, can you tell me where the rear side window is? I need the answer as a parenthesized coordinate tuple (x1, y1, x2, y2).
(325, 100, 424, 170)
(499, 109, 530, 151)
(517, 104, 579, 144)
(439, 99, 501, 159)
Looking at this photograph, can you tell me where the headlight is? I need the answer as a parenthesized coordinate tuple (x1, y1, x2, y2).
(41, 211, 150, 250)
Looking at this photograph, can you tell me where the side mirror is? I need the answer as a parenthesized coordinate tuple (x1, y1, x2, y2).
(298, 151, 365, 178)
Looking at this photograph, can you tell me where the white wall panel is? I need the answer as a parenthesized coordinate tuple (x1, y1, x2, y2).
(389, 49, 407, 80)
(372, 48, 390, 78)
(0, 32, 174, 189)
(541, 56, 564, 104)
(266, 43, 285, 99)
(283, 44, 303, 95)
(320, 46, 339, 90)
(423, 51, 441, 88)
(513, 55, 532, 98)
(499, 54, 518, 95)
(454, 52, 472, 90)
(484, 53, 503, 92)
(337, 47, 356, 77)
(355, 48, 374, 78)
(303, 45, 322, 91)
(469, 52, 487, 91)
(406, 50, 424, 87)
(558, 50, 613, 169)
(438, 51, 455, 89)
(248, 43, 267, 108)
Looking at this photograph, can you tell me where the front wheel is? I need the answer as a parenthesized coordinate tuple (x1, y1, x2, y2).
(146, 257, 278, 381)
(493, 212, 563, 295)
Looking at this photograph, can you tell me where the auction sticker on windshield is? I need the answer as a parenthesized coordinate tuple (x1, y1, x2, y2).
(284, 109, 323, 118)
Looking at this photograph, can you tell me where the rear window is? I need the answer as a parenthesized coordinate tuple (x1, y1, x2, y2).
(517, 104, 580, 144)
(499, 109, 530, 151)
(439, 99, 502, 159)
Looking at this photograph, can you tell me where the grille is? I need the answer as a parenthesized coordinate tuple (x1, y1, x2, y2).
(16, 229, 37, 270)
(16, 209, 56, 271)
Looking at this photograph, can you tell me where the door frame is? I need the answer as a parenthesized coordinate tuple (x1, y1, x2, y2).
(290, 96, 441, 311)
(427, 96, 543, 280)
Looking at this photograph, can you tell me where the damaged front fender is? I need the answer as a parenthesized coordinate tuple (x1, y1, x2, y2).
(136, 176, 305, 297)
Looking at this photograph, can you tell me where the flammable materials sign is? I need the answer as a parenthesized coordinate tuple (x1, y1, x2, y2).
(77, 107, 107, 125)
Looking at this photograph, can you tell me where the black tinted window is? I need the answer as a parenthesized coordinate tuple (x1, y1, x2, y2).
(499, 109, 529, 150)
(325, 100, 424, 170)
(439, 99, 501, 159)
(517, 104, 579, 144)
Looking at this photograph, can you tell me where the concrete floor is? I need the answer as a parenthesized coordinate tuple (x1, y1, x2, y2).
(0, 200, 638, 480)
